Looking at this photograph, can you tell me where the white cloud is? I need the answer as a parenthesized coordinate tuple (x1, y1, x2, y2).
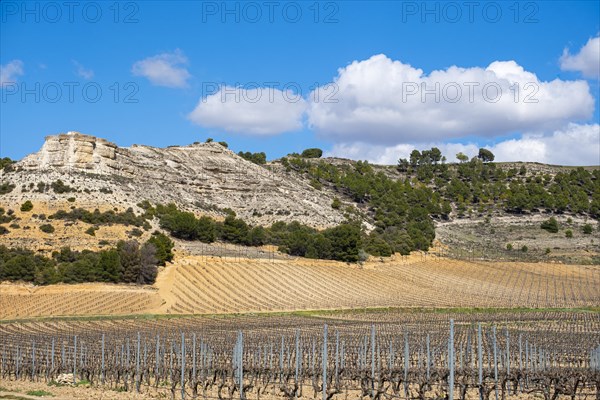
(188, 86, 307, 135)
(491, 123, 600, 166)
(308, 54, 594, 144)
(326, 123, 600, 166)
(132, 49, 191, 88)
(72, 60, 94, 80)
(560, 35, 600, 79)
(327, 142, 479, 165)
(0, 60, 24, 87)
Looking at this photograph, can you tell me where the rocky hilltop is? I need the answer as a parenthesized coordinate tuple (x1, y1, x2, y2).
(4, 131, 346, 228)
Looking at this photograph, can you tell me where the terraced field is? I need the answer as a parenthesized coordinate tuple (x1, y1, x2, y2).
(1, 255, 599, 319)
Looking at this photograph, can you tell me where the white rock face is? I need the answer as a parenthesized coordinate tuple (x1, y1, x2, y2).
(23, 131, 118, 172)
(10, 132, 347, 228)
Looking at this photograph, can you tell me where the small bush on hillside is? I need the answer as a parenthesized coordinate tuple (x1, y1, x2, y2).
(129, 228, 143, 237)
(540, 217, 559, 233)
(51, 179, 74, 194)
(331, 197, 341, 210)
(40, 224, 55, 234)
(20, 201, 33, 212)
(565, 229, 573, 238)
(0, 182, 15, 194)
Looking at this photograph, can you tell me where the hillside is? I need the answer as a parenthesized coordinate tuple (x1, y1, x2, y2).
(2, 253, 598, 319)
(0, 131, 598, 287)
(2, 131, 346, 228)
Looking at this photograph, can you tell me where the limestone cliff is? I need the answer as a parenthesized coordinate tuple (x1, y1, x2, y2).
(5, 131, 348, 228)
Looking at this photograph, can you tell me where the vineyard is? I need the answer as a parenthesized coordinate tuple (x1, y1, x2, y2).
(0, 311, 598, 399)
(1, 256, 598, 399)
(0, 283, 161, 319)
(162, 257, 600, 314)
(1, 256, 599, 319)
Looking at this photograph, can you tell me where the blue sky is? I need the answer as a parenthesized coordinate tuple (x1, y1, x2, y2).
(1, 1, 599, 165)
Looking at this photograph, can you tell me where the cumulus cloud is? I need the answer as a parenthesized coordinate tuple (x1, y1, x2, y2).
(188, 86, 307, 135)
(132, 49, 191, 88)
(326, 142, 478, 165)
(491, 123, 600, 165)
(0, 60, 24, 87)
(326, 123, 600, 166)
(308, 54, 594, 144)
(560, 35, 600, 79)
(72, 60, 94, 80)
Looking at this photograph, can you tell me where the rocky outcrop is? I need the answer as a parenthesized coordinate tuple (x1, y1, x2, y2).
(8, 132, 348, 228)
(22, 132, 118, 172)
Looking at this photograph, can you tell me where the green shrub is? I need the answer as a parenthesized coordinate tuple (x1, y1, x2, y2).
(521, 245, 528, 252)
(20, 201, 33, 212)
(301, 148, 323, 158)
(0, 226, 9, 235)
(35, 182, 48, 193)
(540, 217, 559, 233)
(129, 228, 143, 237)
(0, 182, 15, 194)
(67, 197, 76, 202)
(565, 229, 573, 238)
(331, 197, 341, 210)
(50, 207, 148, 227)
(85, 226, 98, 236)
(583, 224, 593, 234)
(506, 243, 513, 251)
(0, 207, 16, 224)
(40, 224, 55, 234)
(0, 157, 15, 171)
(218, 141, 228, 148)
(51, 179, 74, 193)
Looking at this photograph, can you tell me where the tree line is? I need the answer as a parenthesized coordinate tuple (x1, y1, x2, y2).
(147, 203, 364, 262)
(0, 233, 173, 285)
